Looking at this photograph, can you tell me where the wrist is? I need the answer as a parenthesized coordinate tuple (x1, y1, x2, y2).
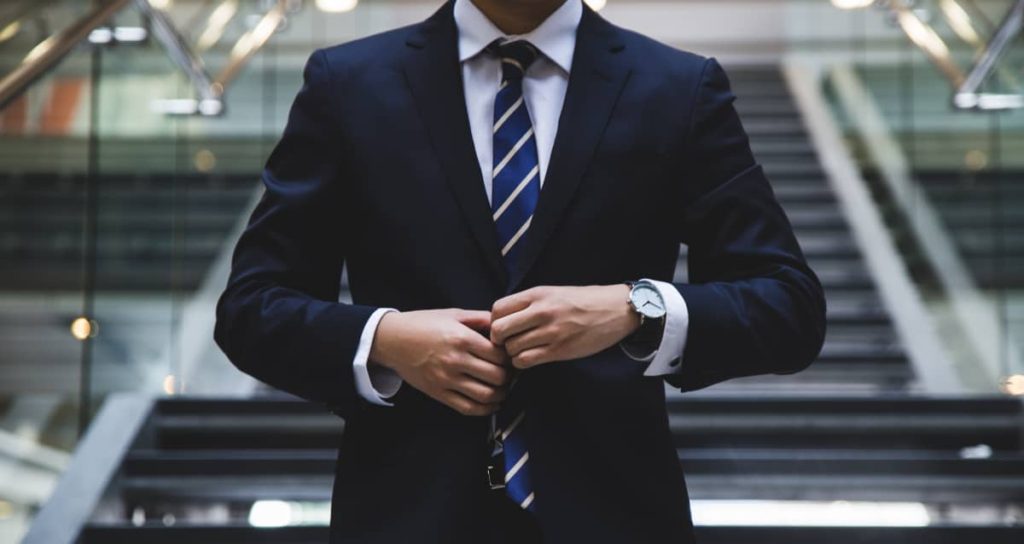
(610, 284, 641, 339)
(369, 311, 401, 371)
(620, 280, 666, 354)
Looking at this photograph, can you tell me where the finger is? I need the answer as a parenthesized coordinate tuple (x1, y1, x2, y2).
(458, 355, 510, 387)
(441, 390, 498, 416)
(460, 330, 508, 366)
(451, 376, 506, 405)
(455, 310, 493, 335)
(512, 347, 552, 369)
(491, 287, 543, 321)
(505, 326, 553, 357)
(491, 305, 546, 344)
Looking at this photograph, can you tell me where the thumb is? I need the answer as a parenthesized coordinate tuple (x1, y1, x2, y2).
(455, 310, 492, 334)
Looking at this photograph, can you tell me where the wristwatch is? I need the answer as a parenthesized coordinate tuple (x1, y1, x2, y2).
(621, 279, 667, 358)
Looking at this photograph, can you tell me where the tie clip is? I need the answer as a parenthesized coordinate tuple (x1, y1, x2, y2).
(487, 464, 506, 490)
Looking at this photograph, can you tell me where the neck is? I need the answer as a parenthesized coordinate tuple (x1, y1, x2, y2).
(469, 0, 568, 35)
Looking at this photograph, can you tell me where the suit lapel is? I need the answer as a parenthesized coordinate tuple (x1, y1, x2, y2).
(506, 7, 631, 292)
(401, 3, 631, 293)
(402, 2, 508, 287)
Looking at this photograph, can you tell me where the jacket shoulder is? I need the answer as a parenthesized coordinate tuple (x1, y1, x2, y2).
(315, 22, 421, 74)
(611, 23, 712, 80)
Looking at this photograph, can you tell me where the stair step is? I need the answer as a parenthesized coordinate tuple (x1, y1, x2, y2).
(77, 525, 1024, 544)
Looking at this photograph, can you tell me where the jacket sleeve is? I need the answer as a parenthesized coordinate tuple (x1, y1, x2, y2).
(214, 48, 377, 415)
(665, 58, 827, 393)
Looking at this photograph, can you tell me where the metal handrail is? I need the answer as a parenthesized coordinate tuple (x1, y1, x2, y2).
(0, 0, 133, 112)
(784, 62, 966, 395)
(133, 0, 223, 115)
(954, 0, 1024, 109)
(21, 394, 154, 544)
(825, 63, 1023, 390)
(139, 0, 289, 117)
(214, 0, 288, 92)
(0, 0, 60, 36)
(881, 0, 1024, 110)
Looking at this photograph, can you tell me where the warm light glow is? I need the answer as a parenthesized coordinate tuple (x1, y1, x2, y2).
(585, 0, 607, 11)
(831, 0, 874, 9)
(197, 0, 238, 52)
(194, 149, 217, 172)
(896, 10, 951, 60)
(149, 0, 174, 10)
(0, 500, 11, 519)
(163, 374, 177, 395)
(70, 317, 96, 341)
(1003, 374, 1024, 396)
(940, 0, 981, 46)
(964, 149, 988, 171)
(0, 21, 20, 43)
(24, 36, 57, 64)
(231, 9, 281, 59)
(249, 500, 293, 527)
(316, 0, 358, 13)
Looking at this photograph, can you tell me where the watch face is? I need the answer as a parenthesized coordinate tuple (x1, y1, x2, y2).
(630, 284, 667, 319)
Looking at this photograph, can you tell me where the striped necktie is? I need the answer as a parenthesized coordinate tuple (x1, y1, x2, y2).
(489, 38, 540, 512)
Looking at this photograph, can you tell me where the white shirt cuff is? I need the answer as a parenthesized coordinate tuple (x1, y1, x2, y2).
(628, 279, 689, 376)
(353, 308, 403, 406)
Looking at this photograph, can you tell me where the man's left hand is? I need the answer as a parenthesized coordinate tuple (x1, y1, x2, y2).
(490, 285, 641, 369)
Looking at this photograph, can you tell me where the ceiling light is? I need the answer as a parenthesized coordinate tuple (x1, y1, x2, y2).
(831, 0, 875, 8)
(316, 0, 358, 13)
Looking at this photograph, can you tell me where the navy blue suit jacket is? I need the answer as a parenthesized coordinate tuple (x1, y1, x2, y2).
(215, 2, 826, 542)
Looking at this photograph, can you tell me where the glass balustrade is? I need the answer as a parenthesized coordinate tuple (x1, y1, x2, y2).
(805, 0, 1024, 391)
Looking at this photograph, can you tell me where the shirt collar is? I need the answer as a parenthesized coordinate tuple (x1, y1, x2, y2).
(454, 0, 581, 74)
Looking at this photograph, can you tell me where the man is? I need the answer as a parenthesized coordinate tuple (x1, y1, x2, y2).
(215, 0, 826, 542)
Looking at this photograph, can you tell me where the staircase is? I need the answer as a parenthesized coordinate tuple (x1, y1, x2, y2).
(913, 170, 1024, 290)
(0, 170, 257, 396)
(684, 67, 914, 395)
(35, 395, 1024, 544)
(0, 171, 256, 292)
(25, 67, 1024, 544)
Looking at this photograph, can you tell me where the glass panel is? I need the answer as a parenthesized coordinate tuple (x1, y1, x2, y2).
(0, 1, 107, 540)
(807, 0, 1024, 388)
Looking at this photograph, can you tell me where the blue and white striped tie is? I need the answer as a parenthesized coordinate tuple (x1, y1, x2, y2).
(490, 38, 540, 512)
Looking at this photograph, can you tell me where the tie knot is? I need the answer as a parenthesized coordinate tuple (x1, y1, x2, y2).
(489, 39, 540, 82)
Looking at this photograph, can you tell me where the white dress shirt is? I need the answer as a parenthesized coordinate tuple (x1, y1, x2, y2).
(352, 0, 690, 405)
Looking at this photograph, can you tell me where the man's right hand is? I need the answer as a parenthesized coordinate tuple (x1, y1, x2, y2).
(368, 309, 511, 416)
